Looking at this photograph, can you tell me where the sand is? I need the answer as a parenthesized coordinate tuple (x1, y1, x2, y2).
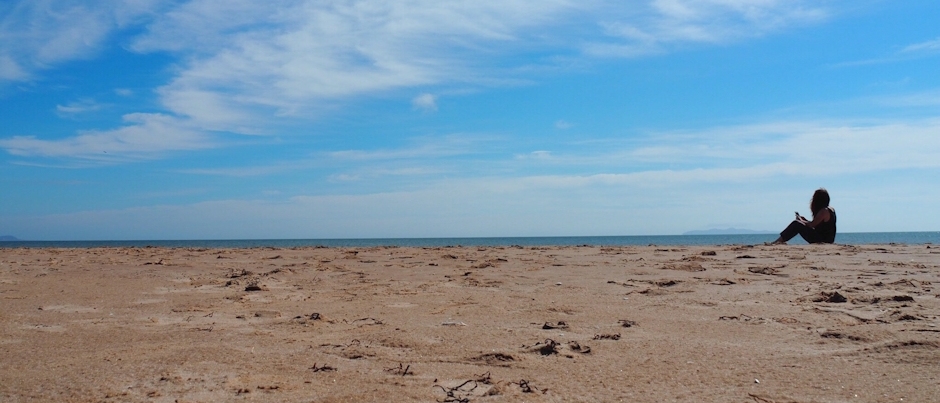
(1, 244, 938, 402)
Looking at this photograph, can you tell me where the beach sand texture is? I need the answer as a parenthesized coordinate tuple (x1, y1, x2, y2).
(1, 244, 939, 402)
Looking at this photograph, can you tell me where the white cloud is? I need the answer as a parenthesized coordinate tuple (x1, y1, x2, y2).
(276, 118, 940, 190)
(873, 90, 940, 108)
(524, 119, 940, 182)
(588, 0, 828, 56)
(0, 0, 160, 83)
(7, 150, 939, 240)
(170, 134, 488, 177)
(0, 54, 28, 81)
(0, 113, 213, 161)
(177, 163, 305, 178)
(157, 87, 262, 134)
(515, 150, 553, 161)
(0, 0, 846, 160)
(328, 135, 487, 161)
(5, 118, 940, 239)
(1, 0, 837, 94)
(123, 0, 834, 129)
(900, 37, 940, 54)
(127, 0, 581, 127)
(412, 93, 438, 112)
(833, 36, 940, 67)
(631, 120, 940, 173)
(56, 99, 105, 117)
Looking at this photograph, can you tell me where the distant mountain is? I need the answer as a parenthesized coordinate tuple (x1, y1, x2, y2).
(683, 228, 774, 235)
(0, 235, 21, 241)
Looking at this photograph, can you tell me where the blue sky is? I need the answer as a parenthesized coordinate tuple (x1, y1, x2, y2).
(2, 0, 939, 240)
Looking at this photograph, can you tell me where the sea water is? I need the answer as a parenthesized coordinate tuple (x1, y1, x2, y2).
(1, 232, 937, 249)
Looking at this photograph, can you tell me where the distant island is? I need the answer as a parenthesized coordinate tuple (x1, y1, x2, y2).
(683, 228, 774, 235)
(0, 235, 21, 241)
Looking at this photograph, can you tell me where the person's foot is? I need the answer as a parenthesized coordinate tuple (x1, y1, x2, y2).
(766, 237, 786, 245)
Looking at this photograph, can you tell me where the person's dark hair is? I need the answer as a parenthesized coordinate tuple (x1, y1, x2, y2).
(810, 188, 830, 216)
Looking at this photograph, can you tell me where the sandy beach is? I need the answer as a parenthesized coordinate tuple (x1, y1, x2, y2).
(1, 244, 938, 402)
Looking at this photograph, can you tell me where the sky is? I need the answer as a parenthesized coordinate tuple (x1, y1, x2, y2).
(1, 0, 939, 240)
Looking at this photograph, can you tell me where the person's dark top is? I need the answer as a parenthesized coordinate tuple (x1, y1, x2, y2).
(816, 207, 837, 243)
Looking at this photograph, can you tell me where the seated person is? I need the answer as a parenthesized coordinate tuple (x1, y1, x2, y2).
(770, 188, 836, 244)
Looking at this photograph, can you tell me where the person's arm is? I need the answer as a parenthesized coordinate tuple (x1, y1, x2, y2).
(796, 212, 809, 223)
(806, 208, 830, 229)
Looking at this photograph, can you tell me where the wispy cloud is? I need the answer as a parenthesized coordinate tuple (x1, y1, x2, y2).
(833, 36, 940, 67)
(0, 113, 214, 162)
(515, 150, 554, 161)
(126, 0, 581, 130)
(871, 90, 940, 108)
(586, 0, 829, 57)
(5, 116, 940, 238)
(176, 164, 305, 178)
(10, 125, 940, 239)
(451, 120, 936, 180)
(0, 0, 848, 161)
(412, 93, 438, 112)
(900, 37, 940, 54)
(173, 134, 491, 178)
(571, 119, 940, 175)
(270, 118, 940, 184)
(56, 99, 105, 118)
(327, 135, 489, 162)
(122, 0, 834, 130)
(0, 0, 838, 92)
(0, 0, 159, 82)
(0, 54, 28, 81)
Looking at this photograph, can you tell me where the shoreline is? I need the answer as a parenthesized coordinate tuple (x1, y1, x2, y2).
(1, 231, 938, 249)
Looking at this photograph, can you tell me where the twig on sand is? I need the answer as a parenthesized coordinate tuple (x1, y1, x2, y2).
(434, 380, 477, 403)
(474, 371, 493, 384)
(385, 363, 412, 376)
(309, 363, 336, 372)
(514, 379, 547, 394)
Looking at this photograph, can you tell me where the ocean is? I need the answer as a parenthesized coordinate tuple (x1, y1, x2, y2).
(0, 232, 937, 249)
